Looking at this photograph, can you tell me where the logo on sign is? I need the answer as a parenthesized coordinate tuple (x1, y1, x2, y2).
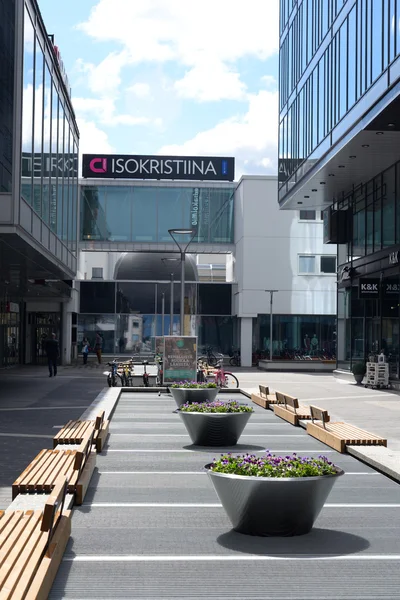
(361, 283, 378, 292)
(89, 158, 107, 173)
(389, 251, 399, 265)
(359, 278, 380, 298)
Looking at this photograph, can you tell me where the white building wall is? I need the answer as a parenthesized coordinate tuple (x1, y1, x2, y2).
(233, 176, 337, 364)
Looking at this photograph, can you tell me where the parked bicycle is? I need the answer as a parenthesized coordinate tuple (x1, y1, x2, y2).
(229, 348, 241, 367)
(198, 346, 222, 367)
(105, 360, 121, 387)
(211, 359, 239, 388)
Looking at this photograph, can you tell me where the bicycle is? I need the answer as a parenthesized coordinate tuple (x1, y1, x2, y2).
(198, 346, 220, 367)
(229, 348, 241, 367)
(211, 359, 239, 388)
(105, 360, 121, 387)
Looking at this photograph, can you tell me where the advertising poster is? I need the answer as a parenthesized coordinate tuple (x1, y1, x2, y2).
(163, 336, 197, 383)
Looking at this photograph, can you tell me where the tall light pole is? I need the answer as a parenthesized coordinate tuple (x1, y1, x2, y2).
(168, 229, 196, 336)
(161, 292, 165, 336)
(265, 290, 278, 361)
(162, 257, 179, 335)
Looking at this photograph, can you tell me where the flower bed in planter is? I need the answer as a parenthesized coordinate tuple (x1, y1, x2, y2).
(170, 382, 219, 407)
(176, 400, 253, 446)
(205, 451, 343, 536)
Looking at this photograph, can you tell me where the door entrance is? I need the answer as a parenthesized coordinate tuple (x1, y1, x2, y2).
(28, 313, 61, 365)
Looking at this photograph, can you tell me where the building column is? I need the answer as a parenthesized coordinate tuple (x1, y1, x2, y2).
(240, 317, 253, 367)
(61, 301, 72, 365)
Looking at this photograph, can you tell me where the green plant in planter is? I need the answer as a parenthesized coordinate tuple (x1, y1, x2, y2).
(352, 362, 366, 376)
(209, 451, 338, 477)
(170, 381, 217, 389)
(180, 400, 253, 413)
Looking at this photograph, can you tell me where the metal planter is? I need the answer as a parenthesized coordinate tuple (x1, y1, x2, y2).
(206, 465, 344, 536)
(177, 411, 252, 446)
(171, 387, 219, 407)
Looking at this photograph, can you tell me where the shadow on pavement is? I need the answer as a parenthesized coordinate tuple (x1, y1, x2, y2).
(217, 528, 370, 556)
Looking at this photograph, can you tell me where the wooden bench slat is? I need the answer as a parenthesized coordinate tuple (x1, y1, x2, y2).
(19, 513, 71, 600)
(0, 512, 20, 539)
(0, 511, 41, 590)
(12, 451, 48, 488)
(25, 452, 63, 493)
(307, 406, 387, 453)
(52, 420, 73, 444)
(42, 454, 74, 493)
(0, 512, 25, 553)
(328, 423, 383, 440)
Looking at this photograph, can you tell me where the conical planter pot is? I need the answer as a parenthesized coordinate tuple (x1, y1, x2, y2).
(353, 374, 364, 385)
(171, 387, 219, 407)
(205, 465, 344, 536)
(177, 411, 252, 446)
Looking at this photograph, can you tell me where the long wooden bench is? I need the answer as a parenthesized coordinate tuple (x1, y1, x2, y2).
(53, 410, 109, 452)
(306, 405, 387, 453)
(273, 392, 313, 426)
(12, 430, 96, 505)
(0, 477, 71, 600)
(251, 385, 277, 409)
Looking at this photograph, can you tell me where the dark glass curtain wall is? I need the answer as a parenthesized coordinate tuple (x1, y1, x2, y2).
(78, 281, 236, 355)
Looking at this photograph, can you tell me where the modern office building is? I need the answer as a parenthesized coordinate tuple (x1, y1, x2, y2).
(0, 0, 79, 367)
(279, 0, 400, 378)
(77, 175, 336, 366)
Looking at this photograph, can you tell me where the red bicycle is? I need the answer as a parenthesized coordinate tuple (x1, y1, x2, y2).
(211, 359, 239, 389)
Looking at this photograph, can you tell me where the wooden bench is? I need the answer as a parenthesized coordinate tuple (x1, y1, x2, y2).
(251, 385, 277, 409)
(0, 477, 71, 600)
(53, 410, 109, 452)
(13, 430, 96, 505)
(306, 405, 387, 453)
(273, 392, 312, 426)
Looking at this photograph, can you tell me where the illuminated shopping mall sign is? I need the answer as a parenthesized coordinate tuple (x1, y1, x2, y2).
(82, 154, 235, 181)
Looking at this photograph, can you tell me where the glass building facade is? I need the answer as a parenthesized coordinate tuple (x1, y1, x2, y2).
(0, 0, 14, 193)
(80, 184, 234, 244)
(279, 0, 400, 377)
(78, 281, 236, 355)
(279, 0, 400, 200)
(21, 2, 79, 253)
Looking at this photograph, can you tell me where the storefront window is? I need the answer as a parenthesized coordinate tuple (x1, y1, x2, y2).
(78, 315, 115, 354)
(197, 316, 236, 355)
(253, 314, 336, 359)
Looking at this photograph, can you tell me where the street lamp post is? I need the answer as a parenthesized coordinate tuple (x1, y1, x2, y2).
(161, 292, 165, 336)
(168, 229, 196, 336)
(161, 257, 179, 335)
(265, 290, 278, 361)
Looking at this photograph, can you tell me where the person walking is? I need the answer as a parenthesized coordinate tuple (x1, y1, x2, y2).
(82, 337, 89, 365)
(95, 331, 103, 364)
(45, 332, 59, 377)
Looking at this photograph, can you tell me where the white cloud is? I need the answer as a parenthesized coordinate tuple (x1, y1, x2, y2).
(77, 119, 115, 155)
(174, 60, 247, 102)
(128, 83, 152, 98)
(72, 96, 152, 127)
(77, 0, 279, 102)
(158, 89, 279, 179)
(75, 52, 129, 97)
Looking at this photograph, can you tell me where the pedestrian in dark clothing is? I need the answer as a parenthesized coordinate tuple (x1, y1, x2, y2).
(46, 333, 59, 377)
(95, 331, 103, 364)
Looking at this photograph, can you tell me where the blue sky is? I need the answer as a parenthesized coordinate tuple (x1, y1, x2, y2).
(38, 0, 279, 178)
